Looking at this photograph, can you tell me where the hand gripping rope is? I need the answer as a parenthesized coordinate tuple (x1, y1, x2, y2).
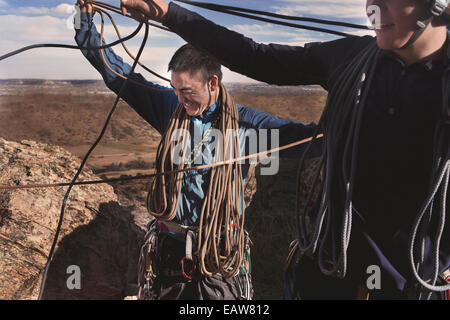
(291, 41, 450, 297)
(0, 0, 363, 299)
(1, 0, 448, 299)
(37, 20, 150, 300)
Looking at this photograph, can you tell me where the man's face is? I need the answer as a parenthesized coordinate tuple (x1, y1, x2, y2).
(366, 0, 429, 50)
(171, 70, 216, 117)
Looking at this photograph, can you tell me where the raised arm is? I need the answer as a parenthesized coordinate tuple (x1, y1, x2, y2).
(74, 5, 179, 134)
(121, 0, 375, 89)
(238, 105, 322, 159)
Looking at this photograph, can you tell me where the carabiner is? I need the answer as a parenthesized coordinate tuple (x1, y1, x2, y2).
(180, 256, 196, 280)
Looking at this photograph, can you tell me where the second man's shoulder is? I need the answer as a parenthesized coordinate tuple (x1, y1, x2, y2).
(304, 34, 376, 58)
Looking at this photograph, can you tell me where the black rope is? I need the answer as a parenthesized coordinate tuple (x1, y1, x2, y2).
(37, 22, 150, 300)
(407, 67, 450, 295)
(0, 23, 143, 62)
(96, 7, 171, 83)
(0, 0, 373, 64)
(0, 0, 447, 299)
(176, 0, 370, 30)
(291, 39, 450, 295)
(175, 0, 355, 38)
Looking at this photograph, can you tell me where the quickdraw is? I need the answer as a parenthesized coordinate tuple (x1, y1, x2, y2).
(236, 231, 253, 300)
(1, 0, 447, 300)
(138, 220, 160, 300)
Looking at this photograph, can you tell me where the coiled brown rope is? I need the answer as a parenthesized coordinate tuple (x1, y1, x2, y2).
(0, 134, 322, 191)
(147, 84, 245, 278)
(147, 101, 190, 221)
(0, 0, 325, 281)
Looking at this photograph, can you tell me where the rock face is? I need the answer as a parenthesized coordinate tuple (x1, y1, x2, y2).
(0, 137, 319, 300)
(0, 138, 145, 299)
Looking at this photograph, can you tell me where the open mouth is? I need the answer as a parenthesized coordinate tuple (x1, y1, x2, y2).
(183, 103, 198, 113)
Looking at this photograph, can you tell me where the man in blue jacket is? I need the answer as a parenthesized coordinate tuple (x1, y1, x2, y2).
(117, 0, 450, 299)
(75, 1, 319, 300)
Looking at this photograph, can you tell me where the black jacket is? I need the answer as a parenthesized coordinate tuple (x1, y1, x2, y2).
(162, 2, 449, 294)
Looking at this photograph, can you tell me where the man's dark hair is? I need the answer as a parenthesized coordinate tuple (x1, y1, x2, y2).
(168, 44, 223, 83)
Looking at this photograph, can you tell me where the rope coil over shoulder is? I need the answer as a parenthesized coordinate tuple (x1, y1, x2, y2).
(292, 38, 450, 295)
(292, 41, 380, 277)
(0, 0, 447, 298)
(147, 84, 245, 278)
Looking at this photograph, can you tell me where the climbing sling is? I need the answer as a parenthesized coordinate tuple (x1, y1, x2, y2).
(286, 35, 450, 298)
(138, 219, 253, 300)
(138, 83, 254, 299)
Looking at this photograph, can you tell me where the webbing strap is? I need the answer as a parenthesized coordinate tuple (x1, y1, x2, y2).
(442, 269, 450, 300)
(185, 230, 195, 261)
(399, 17, 434, 50)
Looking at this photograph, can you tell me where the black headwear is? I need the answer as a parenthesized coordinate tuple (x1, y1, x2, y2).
(399, 0, 449, 49)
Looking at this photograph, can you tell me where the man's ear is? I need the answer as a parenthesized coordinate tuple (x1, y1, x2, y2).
(208, 75, 219, 92)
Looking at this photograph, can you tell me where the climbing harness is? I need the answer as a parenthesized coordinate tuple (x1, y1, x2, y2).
(441, 269, 450, 299)
(236, 232, 253, 300)
(0, 0, 339, 299)
(289, 35, 450, 300)
(138, 219, 253, 300)
(147, 84, 247, 279)
(0, 0, 447, 300)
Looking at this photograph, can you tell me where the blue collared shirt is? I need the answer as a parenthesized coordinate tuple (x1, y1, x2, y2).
(75, 12, 319, 226)
(161, 2, 449, 294)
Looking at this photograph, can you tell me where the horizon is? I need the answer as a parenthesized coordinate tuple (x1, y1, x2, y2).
(0, 78, 324, 88)
(0, 1, 374, 82)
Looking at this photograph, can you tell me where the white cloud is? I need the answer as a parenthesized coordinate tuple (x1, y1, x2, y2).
(0, 14, 173, 80)
(0, 15, 73, 43)
(230, 23, 302, 39)
(0, 3, 75, 17)
(0, 1, 370, 83)
(0, 2, 173, 41)
(223, 67, 259, 83)
(0, 14, 171, 46)
(226, 2, 372, 45)
(272, 0, 368, 20)
(0, 13, 253, 83)
(229, 23, 329, 46)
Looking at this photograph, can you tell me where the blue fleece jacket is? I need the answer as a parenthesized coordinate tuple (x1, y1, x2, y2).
(160, 3, 450, 296)
(74, 12, 319, 226)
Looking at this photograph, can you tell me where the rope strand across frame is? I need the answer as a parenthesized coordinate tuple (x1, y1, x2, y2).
(0, 4, 331, 292)
(1, 0, 447, 298)
(0, 134, 323, 191)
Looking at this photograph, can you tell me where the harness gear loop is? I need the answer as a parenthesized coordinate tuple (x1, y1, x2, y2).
(185, 230, 195, 261)
(180, 230, 196, 280)
(138, 220, 161, 300)
(147, 84, 246, 279)
(441, 269, 450, 300)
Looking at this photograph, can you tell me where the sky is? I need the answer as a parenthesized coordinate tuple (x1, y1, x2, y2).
(0, 0, 375, 83)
